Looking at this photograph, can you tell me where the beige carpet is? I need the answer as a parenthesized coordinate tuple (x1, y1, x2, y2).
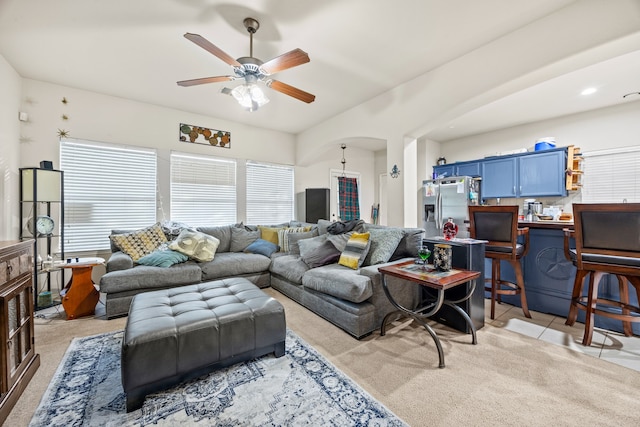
(5, 291, 640, 427)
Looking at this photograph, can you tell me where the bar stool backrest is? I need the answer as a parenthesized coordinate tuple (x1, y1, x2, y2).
(572, 203, 640, 271)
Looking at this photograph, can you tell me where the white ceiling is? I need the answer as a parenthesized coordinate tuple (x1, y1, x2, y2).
(1, 0, 639, 142)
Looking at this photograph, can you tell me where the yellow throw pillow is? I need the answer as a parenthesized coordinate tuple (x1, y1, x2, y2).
(338, 232, 371, 269)
(258, 226, 285, 245)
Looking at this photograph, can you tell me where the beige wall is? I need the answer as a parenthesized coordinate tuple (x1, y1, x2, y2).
(0, 54, 22, 240)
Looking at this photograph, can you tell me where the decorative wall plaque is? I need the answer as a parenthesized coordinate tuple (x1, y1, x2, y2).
(179, 123, 231, 148)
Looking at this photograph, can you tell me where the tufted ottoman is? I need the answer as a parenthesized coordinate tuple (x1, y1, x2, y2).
(121, 277, 286, 411)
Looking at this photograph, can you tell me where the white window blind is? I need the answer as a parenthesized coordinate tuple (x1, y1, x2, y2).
(582, 146, 640, 203)
(171, 152, 237, 226)
(60, 139, 157, 252)
(246, 161, 294, 224)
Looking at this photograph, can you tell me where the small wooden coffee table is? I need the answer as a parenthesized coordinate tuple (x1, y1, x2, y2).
(379, 260, 481, 368)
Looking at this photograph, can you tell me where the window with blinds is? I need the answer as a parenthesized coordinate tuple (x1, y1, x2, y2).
(246, 161, 294, 224)
(581, 146, 640, 203)
(60, 139, 157, 252)
(170, 152, 237, 226)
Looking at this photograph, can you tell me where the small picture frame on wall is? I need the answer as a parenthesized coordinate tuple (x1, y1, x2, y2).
(179, 123, 231, 148)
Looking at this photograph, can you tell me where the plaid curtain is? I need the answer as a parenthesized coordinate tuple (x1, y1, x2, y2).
(338, 177, 360, 220)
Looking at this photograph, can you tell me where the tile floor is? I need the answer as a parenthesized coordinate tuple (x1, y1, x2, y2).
(487, 299, 640, 372)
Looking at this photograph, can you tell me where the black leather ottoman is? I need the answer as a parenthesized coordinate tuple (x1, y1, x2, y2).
(121, 277, 286, 411)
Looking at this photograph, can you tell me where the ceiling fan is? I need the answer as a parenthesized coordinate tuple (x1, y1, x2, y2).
(177, 17, 315, 111)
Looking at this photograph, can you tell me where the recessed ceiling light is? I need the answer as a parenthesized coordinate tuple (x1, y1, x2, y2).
(581, 87, 597, 96)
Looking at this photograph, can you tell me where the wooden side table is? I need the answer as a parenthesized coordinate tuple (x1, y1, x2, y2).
(60, 257, 104, 320)
(379, 260, 480, 368)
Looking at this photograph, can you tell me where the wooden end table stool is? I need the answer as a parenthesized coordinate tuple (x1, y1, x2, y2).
(60, 257, 105, 320)
(379, 260, 481, 368)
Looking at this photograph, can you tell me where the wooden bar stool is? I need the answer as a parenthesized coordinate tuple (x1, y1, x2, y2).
(469, 205, 531, 320)
(563, 203, 640, 346)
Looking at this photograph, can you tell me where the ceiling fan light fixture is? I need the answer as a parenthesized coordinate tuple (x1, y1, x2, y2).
(231, 83, 269, 111)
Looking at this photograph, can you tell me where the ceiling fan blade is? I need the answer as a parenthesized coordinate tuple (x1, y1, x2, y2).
(267, 79, 315, 103)
(184, 33, 242, 67)
(177, 76, 235, 87)
(260, 48, 310, 75)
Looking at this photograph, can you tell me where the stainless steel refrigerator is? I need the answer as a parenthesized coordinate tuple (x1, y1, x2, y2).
(422, 176, 481, 238)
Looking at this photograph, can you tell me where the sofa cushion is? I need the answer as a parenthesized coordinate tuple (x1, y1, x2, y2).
(338, 232, 371, 269)
(298, 234, 328, 258)
(199, 252, 272, 281)
(327, 232, 354, 252)
(363, 228, 405, 266)
(244, 238, 279, 257)
(302, 264, 373, 303)
(317, 219, 332, 235)
(390, 228, 424, 261)
(269, 254, 310, 284)
(230, 227, 260, 252)
(196, 225, 233, 253)
(99, 261, 202, 294)
(168, 229, 220, 262)
(301, 240, 341, 268)
(136, 248, 189, 268)
(286, 229, 319, 255)
(109, 224, 168, 261)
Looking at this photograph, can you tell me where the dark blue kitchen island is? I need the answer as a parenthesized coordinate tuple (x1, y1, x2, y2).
(495, 220, 640, 336)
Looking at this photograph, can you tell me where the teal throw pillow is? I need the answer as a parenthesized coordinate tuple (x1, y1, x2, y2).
(136, 249, 189, 268)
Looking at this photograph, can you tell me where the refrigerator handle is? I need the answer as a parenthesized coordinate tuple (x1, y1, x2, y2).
(435, 191, 441, 230)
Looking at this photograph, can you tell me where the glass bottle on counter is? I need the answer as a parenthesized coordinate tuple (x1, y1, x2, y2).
(443, 217, 458, 240)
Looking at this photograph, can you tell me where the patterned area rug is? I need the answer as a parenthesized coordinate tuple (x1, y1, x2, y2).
(30, 329, 406, 426)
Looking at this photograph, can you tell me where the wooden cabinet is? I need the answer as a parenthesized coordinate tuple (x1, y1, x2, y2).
(433, 164, 455, 178)
(433, 161, 481, 178)
(481, 157, 518, 198)
(0, 240, 40, 422)
(481, 148, 568, 199)
(455, 161, 482, 177)
(518, 150, 567, 197)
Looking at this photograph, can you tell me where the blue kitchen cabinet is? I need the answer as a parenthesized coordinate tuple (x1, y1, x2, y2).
(433, 164, 455, 178)
(518, 150, 567, 197)
(455, 161, 481, 177)
(481, 148, 567, 198)
(481, 157, 517, 198)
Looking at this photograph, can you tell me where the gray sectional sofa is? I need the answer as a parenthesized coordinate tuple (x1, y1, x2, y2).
(100, 220, 424, 338)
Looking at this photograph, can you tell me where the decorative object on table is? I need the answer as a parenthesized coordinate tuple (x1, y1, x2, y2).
(176, 17, 315, 112)
(417, 243, 432, 269)
(179, 123, 231, 148)
(443, 217, 458, 240)
(390, 164, 400, 178)
(30, 329, 406, 427)
(434, 243, 452, 272)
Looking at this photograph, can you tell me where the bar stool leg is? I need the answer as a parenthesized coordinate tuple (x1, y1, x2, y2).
(583, 272, 604, 346)
(512, 260, 531, 318)
(616, 275, 633, 337)
(566, 270, 589, 326)
(490, 259, 499, 320)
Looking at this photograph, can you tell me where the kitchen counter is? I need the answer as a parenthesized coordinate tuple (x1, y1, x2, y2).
(518, 220, 573, 230)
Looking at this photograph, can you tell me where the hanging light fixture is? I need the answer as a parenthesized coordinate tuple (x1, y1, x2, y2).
(390, 164, 400, 178)
(230, 75, 269, 111)
(340, 144, 347, 176)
